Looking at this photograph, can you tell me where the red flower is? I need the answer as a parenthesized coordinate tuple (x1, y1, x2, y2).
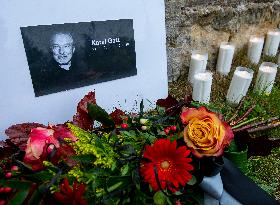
(140, 139, 193, 193)
(110, 108, 126, 126)
(23, 125, 76, 171)
(54, 178, 87, 205)
(156, 95, 178, 110)
(73, 91, 96, 130)
(52, 125, 77, 142)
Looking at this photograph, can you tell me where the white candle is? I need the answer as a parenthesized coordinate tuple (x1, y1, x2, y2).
(192, 71, 213, 104)
(263, 30, 280, 56)
(216, 42, 235, 75)
(226, 67, 254, 105)
(247, 36, 264, 64)
(254, 62, 278, 94)
(188, 51, 208, 84)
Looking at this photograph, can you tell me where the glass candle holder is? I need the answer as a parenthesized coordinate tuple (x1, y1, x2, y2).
(263, 29, 280, 56)
(192, 71, 213, 104)
(216, 42, 235, 75)
(254, 62, 278, 94)
(247, 35, 264, 64)
(188, 50, 208, 84)
(226, 67, 254, 106)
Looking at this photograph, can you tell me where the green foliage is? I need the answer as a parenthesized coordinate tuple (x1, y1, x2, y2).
(25, 170, 55, 182)
(68, 124, 116, 169)
(28, 183, 49, 205)
(87, 103, 115, 128)
(246, 147, 280, 197)
(153, 191, 170, 205)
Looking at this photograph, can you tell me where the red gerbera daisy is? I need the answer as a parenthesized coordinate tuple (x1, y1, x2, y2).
(140, 139, 193, 193)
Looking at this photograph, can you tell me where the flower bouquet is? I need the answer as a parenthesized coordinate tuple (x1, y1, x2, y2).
(0, 92, 279, 205)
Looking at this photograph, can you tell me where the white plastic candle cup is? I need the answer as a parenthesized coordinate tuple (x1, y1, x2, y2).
(226, 67, 254, 106)
(247, 36, 264, 64)
(263, 29, 280, 56)
(188, 50, 208, 84)
(216, 42, 235, 75)
(192, 71, 213, 104)
(254, 62, 278, 94)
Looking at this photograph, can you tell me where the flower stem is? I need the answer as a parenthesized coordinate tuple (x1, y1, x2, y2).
(232, 117, 259, 129)
(230, 104, 256, 126)
(248, 121, 280, 133)
(228, 97, 245, 122)
(233, 117, 279, 132)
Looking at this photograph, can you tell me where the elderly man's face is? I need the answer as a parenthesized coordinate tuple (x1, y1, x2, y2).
(51, 33, 75, 65)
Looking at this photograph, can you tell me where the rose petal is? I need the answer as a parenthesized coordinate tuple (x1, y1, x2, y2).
(182, 107, 234, 158)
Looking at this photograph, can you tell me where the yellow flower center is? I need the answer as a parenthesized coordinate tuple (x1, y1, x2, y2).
(160, 160, 170, 170)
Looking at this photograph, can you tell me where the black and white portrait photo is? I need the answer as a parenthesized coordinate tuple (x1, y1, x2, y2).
(20, 19, 137, 97)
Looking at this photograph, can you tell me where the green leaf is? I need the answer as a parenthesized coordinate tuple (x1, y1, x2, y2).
(8, 189, 30, 205)
(0, 180, 31, 189)
(156, 106, 166, 115)
(153, 191, 167, 205)
(88, 167, 108, 176)
(187, 175, 197, 185)
(106, 176, 132, 192)
(87, 103, 115, 128)
(121, 164, 129, 176)
(94, 137, 105, 151)
(227, 140, 239, 152)
(139, 99, 144, 117)
(26, 170, 54, 182)
(190, 101, 222, 114)
(28, 183, 48, 205)
(142, 133, 157, 144)
(14, 159, 33, 172)
(110, 161, 117, 172)
(224, 148, 248, 173)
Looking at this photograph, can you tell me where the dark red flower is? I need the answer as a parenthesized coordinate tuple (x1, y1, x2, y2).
(54, 178, 87, 205)
(140, 139, 193, 193)
(73, 91, 96, 130)
(156, 95, 178, 110)
(4, 123, 47, 151)
(109, 108, 126, 126)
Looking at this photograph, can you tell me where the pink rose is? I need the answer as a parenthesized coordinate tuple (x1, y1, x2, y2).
(24, 125, 76, 170)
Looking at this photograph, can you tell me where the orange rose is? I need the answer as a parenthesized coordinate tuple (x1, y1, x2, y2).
(180, 107, 233, 158)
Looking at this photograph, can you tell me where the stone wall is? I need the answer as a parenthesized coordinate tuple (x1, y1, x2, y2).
(165, 0, 280, 81)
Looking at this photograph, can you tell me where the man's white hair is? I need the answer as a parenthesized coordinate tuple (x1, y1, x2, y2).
(50, 32, 74, 45)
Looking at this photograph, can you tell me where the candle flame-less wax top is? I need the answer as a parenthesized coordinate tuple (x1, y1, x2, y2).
(250, 37, 264, 43)
(220, 43, 235, 50)
(192, 53, 206, 60)
(267, 30, 280, 36)
(235, 70, 253, 79)
(260, 66, 277, 73)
